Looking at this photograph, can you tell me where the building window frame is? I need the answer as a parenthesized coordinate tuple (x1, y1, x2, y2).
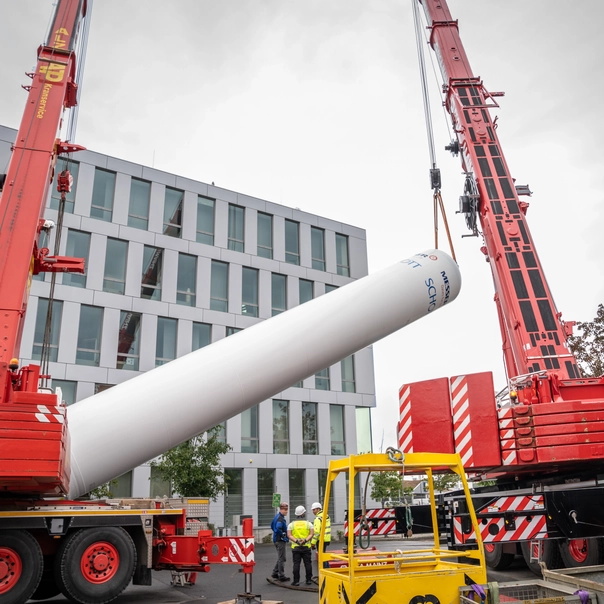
(242, 267, 259, 317)
(141, 245, 163, 301)
(271, 273, 287, 316)
(302, 402, 318, 455)
(341, 355, 356, 393)
(330, 404, 346, 456)
(315, 367, 330, 391)
(192, 322, 211, 351)
(177, 253, 197, 307)
(210, 260, 229, 312)
(117, 311, 142, 371)
(90, 167, 116, 222)
(50, 158, 79, 213)
(336, 233, 350, 277)
(257, 212, 273, 259)
(76, 305, 103, 366)
(196, 196, 215, 245)
(228, 204, 245, 252)
(163, 187, 184, 237)
(63, 230, 90, 288)
(128, 177, 151, 230)
(156, 317, 177, 367)
(273, 399, 289, 454)
(311, 226, 326, 271)
(32, 298, 62, 362)
(299, 279, 313, 305)
(103, 238, 128, 295)
(285, 219, 300, 265)
(241, 405, 259, 453)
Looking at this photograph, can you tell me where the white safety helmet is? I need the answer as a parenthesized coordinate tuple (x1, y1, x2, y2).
(311, 502, 322, 511)
(295, 505, 306, 516)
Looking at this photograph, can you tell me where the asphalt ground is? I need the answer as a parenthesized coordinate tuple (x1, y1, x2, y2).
(31, 536, 534, 604)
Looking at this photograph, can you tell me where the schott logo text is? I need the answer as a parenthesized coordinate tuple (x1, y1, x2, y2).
(401, 258, 422, 269)
(425, 278, 438, 312)
(442, 271, 450, 305)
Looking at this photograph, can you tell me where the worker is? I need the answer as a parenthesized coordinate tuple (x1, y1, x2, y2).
(287, 505, 314, 586)
(270, 502, 290, 582)
(310, 502, 331, 568)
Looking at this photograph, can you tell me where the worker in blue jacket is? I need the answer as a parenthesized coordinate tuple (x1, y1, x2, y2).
(270, 502, 290, 582)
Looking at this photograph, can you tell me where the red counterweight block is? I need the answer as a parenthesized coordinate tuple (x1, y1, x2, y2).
(398, 377, 455, 454)
(0, 391, 70, 494)
(449, 372, 501, 469)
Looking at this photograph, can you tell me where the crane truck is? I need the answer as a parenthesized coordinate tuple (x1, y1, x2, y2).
(398, 0, 604, 576)
(0, 1, 460, 603)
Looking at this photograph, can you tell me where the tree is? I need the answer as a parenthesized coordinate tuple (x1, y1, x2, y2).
(150, 426, 232, 499)
(431, 473, 460, 493)
(567, 303, 604, 377)
(370, 471, 404, 507)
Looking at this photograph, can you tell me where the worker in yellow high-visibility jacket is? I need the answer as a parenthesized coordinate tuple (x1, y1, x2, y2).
(310, 502, 331, 569)
(287, 505, 314, 586)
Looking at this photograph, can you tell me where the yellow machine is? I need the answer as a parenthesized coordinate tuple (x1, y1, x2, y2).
(317, 450, 487, 604)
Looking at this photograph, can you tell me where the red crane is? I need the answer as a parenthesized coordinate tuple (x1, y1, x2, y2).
(397, 0, 604, 572)
(0, 0, 87, 493)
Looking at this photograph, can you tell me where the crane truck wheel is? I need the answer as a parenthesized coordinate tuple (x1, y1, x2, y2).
(29, 556, 61, 601)
(483, 543, 515, 570)
(559, 538, 604, 568)
(54, 527, 136, 604)
(520, 540, 562, 576)
(0, 529, 43, 604)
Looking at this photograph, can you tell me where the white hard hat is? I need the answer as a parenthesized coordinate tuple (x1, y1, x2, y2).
(311, 502, 322, 510)
(295, 505, 306, 516)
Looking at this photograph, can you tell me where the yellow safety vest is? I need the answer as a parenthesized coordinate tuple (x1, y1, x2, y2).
(289, 520, 312, 549)
(311, 511, 331, 545)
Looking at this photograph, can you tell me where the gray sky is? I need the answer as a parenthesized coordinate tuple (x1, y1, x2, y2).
(1, 0, 603, 450)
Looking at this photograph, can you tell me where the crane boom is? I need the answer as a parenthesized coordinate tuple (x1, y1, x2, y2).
(419, 0, 576, 382)
(0, 0, 86, 407)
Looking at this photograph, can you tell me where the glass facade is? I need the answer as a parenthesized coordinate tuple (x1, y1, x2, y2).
(330, 404, 346, 455)
(273, 399, 289, 454)
(341, 355, 356, 393)
(336, 233, 350, 277)
(76, 305, 103, 366)
(257, 212, 272, 258)
(192, 322, 211, 350)
(164, 187, 184, 237)
(285, 220, 299, 265)
(32, 298, 62, 362)
(90, 168, 115, 221)
(258, 469, 275, 526)
(241, 405, 259, 453)
(141, 246, 163, 300)
(228, 204, 245, 251)
(311, 227, 325, 271)
(271, 273, 286, 316)
(315, 367, 330, 390)
(117, 311, 141, 371)
(156, 317, 177, 366)
(103, 238, 128, 295)
(128, 178, 150, 229)
(299, 279, 313, 304)
(177, 253, 196, 306)
(242, 267, 259, 317)
(197, 196, 215, 244)
(210, 261, 228, 312)
(50, 158, 78, 213)
(302, 402, 318, 455)
(63, 230, 90, 288)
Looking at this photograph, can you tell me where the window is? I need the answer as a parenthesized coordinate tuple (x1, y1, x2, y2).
(63, 230, 90, 288)
(228, 204, 245, 252)
(356, 407, 372, 454)
(128, 178, 150, 229)
(299, 279, 313, 304)
(226, 326, 242, 337)
(330, 404, 346, 455)
(241, 405, 258, 453)
(76, 305, 103, 366)
(318, 469, 335, 520)
(50, 158, 78, 213)
(242, 267, 259, 317)
(285, 219, 300, 265)
(289, 469, 306, 515)
(257, 212, 273, 259)
(273, 399, 289, 454)
(311, 227, 325, 271)
(315, 367, 330, 390)
(156, 317, 177, 367)
(53, 380, 76, 406)
(32, 298, 62, 362)
(95, 383, 113, 395)
(258, 469, 275, 526)
(192, 322, 211, 351)
(177, 253, 196, 306)
(141, 246, 163, 300)
(196, 196, 215, 244)
(213, 422, 227, 444)
(302, 402, 318, 455)
(110, 471, 133, 498)
(90, 168, 115, 221)
(103, 238, 128, 294)
(224, 469, 243, 528)
(325, 284, 338, 294)
(341, 355, 356, 393)
(336, 233, 350, 277)
(271, 273, 286, 316)
(163, 187, 184, 237)
(210, 261, 228, 312)
(150, 466, 172, 498)
(117, 311, 142, 371)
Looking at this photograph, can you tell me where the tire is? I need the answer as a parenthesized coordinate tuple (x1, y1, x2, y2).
(559, 538, 604, 568)
(483, 543, 515, 570)
(29, 557, 61, 601)
(521, 540, 562, 576)
(0, 529, 43, 604)
(54, 527, 136, 604)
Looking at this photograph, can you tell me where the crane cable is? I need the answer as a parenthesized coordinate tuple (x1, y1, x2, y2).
(412, 0, 456, 262)
(41, 1, 94, 385)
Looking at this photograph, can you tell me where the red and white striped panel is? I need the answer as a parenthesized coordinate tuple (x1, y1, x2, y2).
(453, 517, 466, 545)
(482, 515, 547, 543)
(450, 376, 473, 466)
(486, 494, 544, 513)
(227, 538, 255, 564)
(398, 385, 413, 453)
(35, 405, 65, 424)
(366, 508, 396, 520)
(498, 407, 517, 466)
(344, 520, 396, 537)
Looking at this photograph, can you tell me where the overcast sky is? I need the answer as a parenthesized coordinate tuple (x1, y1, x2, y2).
(1, 0, 603, 451)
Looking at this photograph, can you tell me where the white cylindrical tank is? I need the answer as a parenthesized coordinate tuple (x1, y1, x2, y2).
(67, 249, 461, 498)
